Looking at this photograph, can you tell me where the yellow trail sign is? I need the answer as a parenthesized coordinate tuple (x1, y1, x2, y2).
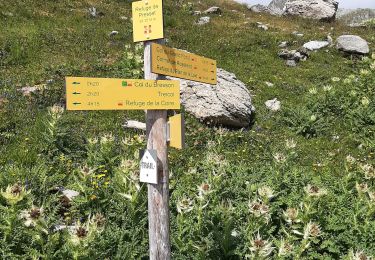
(132, 0, 164, 42)
(65, 77, 180, 110)
(167, 114, 185, 150)
(151, 43, 217, 85)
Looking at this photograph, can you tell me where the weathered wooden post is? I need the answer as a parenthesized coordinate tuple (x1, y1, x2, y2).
(144, 40, 171, 259)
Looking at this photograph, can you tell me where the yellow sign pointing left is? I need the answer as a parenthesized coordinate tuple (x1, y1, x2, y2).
(66, 77, 180, 110)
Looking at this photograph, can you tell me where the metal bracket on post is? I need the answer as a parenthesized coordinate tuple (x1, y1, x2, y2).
(166, 122, 171, 144)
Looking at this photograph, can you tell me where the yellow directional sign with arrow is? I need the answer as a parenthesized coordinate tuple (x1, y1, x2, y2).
(65, 77, 180, 110)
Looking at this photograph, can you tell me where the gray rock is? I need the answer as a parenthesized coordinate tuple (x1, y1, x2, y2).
(257, 24, 269, 31)
(286, 59, 297, 67)
(268, 0, 288, 15)
(278, 41, 288, 48)
(193, 11, 202, 16)
(249, 4, 270, 13)
(303, 40, 330, 51)
(62, 190, 80, 201)
(197, 16, 210, 25)
(203, 6, 221, 15)
(292, 31, 304, 37)
(265, 98, 281, 111)
(284, 0, 338, 21)
(337, 8, 375, 27)
(109, 31, 119, 37)
(265, 82, 274, 87)
(167, 69, 254, 127)
(336, 35, 369, 54)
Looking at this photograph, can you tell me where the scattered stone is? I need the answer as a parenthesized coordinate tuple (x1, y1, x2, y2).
(203, 6, 221, 15)
(19, 86, 39, 96)
(193, 11, 202, 16)
(336, 35, 370, 55)
(166, 68, 254, 128)
(278, 41, 288, 48)
(265, 98, 281, 111)
(284, 0, 338, 21)
(265, 82, 274, 87)
(124, 120, 146, 131)
(303, 40, 330, 51)
(257, 22, 269, 31)
(292, 31, 304, 37)
(109, 31, 119, 37)
(268, 0, 288, 15)
(62, 189, 80, 201)
(286, 59, 297, 67)
(88, 7, 104, 18)
(249, 4, 270, 13)
(197, 16, 210, 25)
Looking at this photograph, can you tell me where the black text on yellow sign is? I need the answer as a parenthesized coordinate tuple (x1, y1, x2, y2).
(65, 77, 180, 110)
(151, 43, 217, 85)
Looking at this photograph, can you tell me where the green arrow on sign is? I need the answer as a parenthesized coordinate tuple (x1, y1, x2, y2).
(72, 92, 81, 95)
(72, 82, 81, 85)
(72, 102, 81, 105)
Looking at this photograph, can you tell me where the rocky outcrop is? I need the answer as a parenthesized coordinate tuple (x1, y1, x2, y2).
(336, 35, 369, 55)
(283, 0, 338, 21)
(248, 4, 270, 13)
(167, 69, 254, 128)
(268, 0, 288, 15)
(337, 8, 375, 27)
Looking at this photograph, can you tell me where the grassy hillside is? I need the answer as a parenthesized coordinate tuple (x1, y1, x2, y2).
(1, 0, 375, 259)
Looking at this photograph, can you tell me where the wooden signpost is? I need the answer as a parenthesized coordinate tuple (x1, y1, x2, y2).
(66, 0, 216, 258)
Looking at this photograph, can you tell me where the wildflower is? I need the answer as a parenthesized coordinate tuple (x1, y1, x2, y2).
(283, 208, 300, 224)
(69, 218, 99, 245)
(346, 155, 356, 164)
(285, 139, 297, 149)
(361, 97, 370, 107)
(356, 183, 369, 194)
(370, 62, 375, 70)
(93, 213, 106, 228)
(303, 221, 321, 239)
(100, 133, 114, 144)
(135, 55, 143, 63)
(258, 186, 275, 199)
(278, 239, 294, 256)
(231, 229, 239, 237)
(304, 184, 327, 197)
(80, 165, 95, 176)
(331, 77, 340, 82)
(368, 191, 375, 202)
(249, 232, 274, 257)
(310, 115, 317, 122)
(87, 137, 98, 145)
(372, 53, 375, 60)
(344, 77, 354, 85)
(135, 43, 143, 52)
(360, 69, 370, 76)
(48, 104, 64, 118)
(177, 197, 194, 214)
(350, 90, 357, 97)
(308, 87, 318, 94)
(349, 250, 373, 260)
(323, 85, 333, 92)
(1, 183, 29, 205)
(273, 153, 286, 163)
(198, 182, 213, 199)
(20, 205, 44, 227)
(248, 200, 270, 221)
(360, 164, 375, 179)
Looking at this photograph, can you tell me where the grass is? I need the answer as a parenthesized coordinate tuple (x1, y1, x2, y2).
(1, 0, 375, 259)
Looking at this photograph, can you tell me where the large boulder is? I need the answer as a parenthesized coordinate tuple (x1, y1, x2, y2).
(336, 35, 369, 55)
(283, 0, 338, 21)
(268, 0, 288, 15)
(167, 69, 254, 128)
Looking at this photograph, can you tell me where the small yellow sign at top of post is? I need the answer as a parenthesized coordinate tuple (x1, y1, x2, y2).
(132, 0, 164, 42)
(66, 77, 180, 111)
(151, 43, 217, 85)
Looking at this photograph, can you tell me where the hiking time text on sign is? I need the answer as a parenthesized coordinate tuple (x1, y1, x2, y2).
(132, 0, 164, 42)
(65, 77, 180, 110)
(151, 43, 217, 85)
